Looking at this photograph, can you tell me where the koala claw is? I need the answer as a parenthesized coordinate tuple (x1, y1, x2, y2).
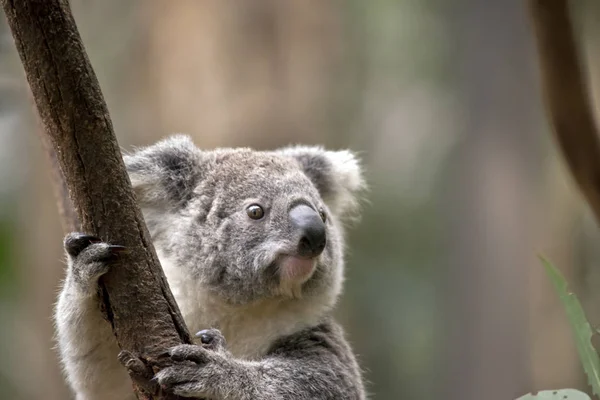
(118, 351, 159, 394)
(107, 245, 128, 254)
(195, 328, 226, 351)
(118, 350, 146, 374)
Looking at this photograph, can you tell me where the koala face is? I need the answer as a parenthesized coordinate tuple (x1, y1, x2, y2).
(125, 136, 364, 306)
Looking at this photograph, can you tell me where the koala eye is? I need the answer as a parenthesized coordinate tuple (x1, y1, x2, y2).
(246, 204, 265, 220)
(319, 209, 327, 223)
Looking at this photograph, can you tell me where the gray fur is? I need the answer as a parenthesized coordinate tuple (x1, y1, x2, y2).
(56, 234, 136, 400)
(54, 135, 366, 399)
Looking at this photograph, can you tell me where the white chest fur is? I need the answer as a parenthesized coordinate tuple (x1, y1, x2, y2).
(157, 251, 329, 360)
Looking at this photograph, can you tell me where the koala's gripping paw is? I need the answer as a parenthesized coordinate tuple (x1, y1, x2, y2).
(155, 348, 224, 398)
(155, 332, 231, 398)
(64, 232, 126, 295)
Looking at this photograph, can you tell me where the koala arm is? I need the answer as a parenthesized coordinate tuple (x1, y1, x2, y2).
(259, 320, 365, 399)
(157, 321, 365, 400)
(55, 234, 135, 400)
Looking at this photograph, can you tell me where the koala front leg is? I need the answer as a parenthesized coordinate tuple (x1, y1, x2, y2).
(156, 326, 364, 400)
(55, 233, 135, 400)
(155, 329, 265, 400)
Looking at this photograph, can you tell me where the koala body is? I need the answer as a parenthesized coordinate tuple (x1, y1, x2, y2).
(55, 135, 366, 399)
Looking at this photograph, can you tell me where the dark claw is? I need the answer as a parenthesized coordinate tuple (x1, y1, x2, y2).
(93, 245, 128, 263)
(64, 233, 102, 257)
(195, 330, 214, 345)
(157, 349, 172, 359)
(108, 245, 128, 255)
(194, 328, 225, 351)
(118, 350, 146, 373)
(117, 351, 158, 394)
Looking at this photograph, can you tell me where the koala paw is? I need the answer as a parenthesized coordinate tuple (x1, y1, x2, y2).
(155, 339, 232, 398)
(64, 232, 126, 295)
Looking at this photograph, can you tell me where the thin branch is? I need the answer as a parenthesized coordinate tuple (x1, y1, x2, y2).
(1, 0, 192, 398)
(529, 0, 600, 223)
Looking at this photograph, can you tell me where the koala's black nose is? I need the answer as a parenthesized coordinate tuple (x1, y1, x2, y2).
(289, 204, 326, 258)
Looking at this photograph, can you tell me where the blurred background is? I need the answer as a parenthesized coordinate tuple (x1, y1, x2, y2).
(1, 1, 600, 399)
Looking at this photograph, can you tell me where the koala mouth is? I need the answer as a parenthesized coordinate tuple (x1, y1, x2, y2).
(278, 255, 316, 283)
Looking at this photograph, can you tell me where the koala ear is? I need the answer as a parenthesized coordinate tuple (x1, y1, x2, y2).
(279, 146, 366, 218)
(124, 135, 203, 210)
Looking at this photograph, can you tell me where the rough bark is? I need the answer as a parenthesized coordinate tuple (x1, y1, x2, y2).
(34, 107, 81, 233)
(529, 0, 600, 224)
(1, 0, 192, 398)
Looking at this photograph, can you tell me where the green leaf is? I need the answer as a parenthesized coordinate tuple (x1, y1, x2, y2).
(516, 389, 590, 399)
(541, 256, 600, 397)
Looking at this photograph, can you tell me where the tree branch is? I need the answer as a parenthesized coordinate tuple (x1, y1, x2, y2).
(529, 0, 600, 223)
(34, 105, 81, 233)
(1, 0, 192, 398)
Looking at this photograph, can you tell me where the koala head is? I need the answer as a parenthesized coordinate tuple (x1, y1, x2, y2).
(124, 135, 365, 307)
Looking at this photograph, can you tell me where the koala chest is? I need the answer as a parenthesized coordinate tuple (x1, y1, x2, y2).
(182, 295, 310, 359)
(159, 253, 321, 360)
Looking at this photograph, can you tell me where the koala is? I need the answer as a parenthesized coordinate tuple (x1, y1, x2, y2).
(54, 135, 367, 400)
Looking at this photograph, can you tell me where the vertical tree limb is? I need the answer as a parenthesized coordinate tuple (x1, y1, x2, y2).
(529, 0, 600, 224)
(1, 0, 192, 398)
(34, 107, 81, 233)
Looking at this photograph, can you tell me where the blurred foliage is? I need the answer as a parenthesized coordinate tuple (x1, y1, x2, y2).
(0, 215, 16, 297)
(0, 210, 20, 400)
(541, 258, 600, 398)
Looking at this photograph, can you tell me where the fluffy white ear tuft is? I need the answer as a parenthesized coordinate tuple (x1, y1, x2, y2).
(279, 146, 366, 218)
(123, 134, 203, 210)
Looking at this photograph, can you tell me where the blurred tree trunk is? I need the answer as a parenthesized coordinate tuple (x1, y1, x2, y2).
(129, 0, 344, 148)
(439, 1, 541, 399)
(14, 126, 70, 399)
